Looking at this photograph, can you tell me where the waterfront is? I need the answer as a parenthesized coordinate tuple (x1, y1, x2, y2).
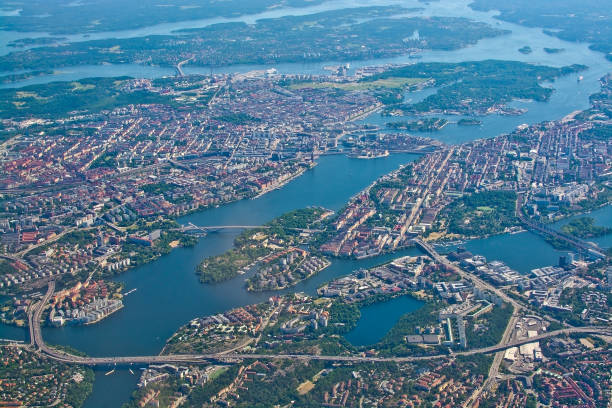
(2, 153, 605, 406)
(0, 0, 611, 405)
(344, 295, 424, 347)
(2, 1, 609, 149)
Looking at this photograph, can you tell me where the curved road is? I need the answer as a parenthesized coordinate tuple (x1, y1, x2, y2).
(28, 282, 611, 367)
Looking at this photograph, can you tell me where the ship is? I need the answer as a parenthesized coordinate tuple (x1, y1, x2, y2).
(349, 149, 390, 159)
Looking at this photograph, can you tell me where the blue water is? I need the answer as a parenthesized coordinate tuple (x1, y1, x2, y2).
(344, 295, 423, 346)
(0, 0, 609, 405)
(0, 153, 419, 407)
(551, 205, 612, 250)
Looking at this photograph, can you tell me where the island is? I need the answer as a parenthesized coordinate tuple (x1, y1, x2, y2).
(544, 47, 565, 54)
(0, 7, 509, 71)
(561, 217, 612, 239)
(469, 0, 612, 61)
(457, 118, 483, 126)
(376, 60, 586, 116)
(386, 117, 449, 132)
(196, 208, 333, 289)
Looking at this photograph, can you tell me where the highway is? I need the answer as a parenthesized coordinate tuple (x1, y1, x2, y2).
(27, 282, 611, 367)
(413, 238, 525, 313)
(28, 280, 55, 348)
(516, 193, 607, 259)
(175, 56, 194, 77)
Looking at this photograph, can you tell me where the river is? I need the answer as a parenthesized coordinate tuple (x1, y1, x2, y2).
(0, 0, 611, 406)
(1, 0, 609, 148)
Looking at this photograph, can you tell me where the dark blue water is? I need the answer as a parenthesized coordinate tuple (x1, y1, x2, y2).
(0, 153, 419, 407)
(344, 295, 423, 346)
(551, 205, 612, 250)
(460, 231, 570, 274)
(0, 0, 610, 405)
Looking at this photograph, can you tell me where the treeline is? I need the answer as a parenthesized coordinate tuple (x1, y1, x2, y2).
(0, 77, 178, 120)
(368, 60, 586, 113)
(442, 190, 519, 237)
(466, 303, 514, 349)
(561, 217, 612, 239)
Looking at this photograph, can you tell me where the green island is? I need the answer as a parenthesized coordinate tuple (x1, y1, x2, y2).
(0, 69, 55, 84)
(196, 208, 331, 287)
(7, 37, 67, 47)
(0, 7, 508, 71)
(457, 118, 483, 126)
(371, 60, 586, 116)
(561, 217, 612, 239)
(386, 117, 449, 132)
(544, 47, 565, 54)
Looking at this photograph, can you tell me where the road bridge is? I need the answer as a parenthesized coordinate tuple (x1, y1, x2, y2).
(516, 194, 607, 259)
(26, 282, 611, 367)
(180, 222, 270, 233)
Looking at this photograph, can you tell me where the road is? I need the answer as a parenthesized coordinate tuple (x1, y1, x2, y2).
(413, 238, 525, 313)
(28, 280, 55, 348)
(175, 56, 194, 77)
(414, 238, 528, 407)
(516, 193, 607, 259)
(26, 282, 611, 367)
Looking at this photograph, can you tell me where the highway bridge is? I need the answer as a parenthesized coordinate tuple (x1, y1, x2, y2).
(516, 194, 607, 259)
(179, 223, 323, 234)
(26, 282, 611, 367)
(518, 212, 607, 259)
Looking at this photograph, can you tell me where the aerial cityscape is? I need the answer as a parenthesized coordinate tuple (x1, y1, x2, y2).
(0, 0, 611, 407)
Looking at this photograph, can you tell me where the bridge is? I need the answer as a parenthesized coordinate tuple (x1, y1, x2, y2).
(413, 238, 526, 313)
(179, 223, 323, 234)
(25, 282, 611, 367)
(179, 222, 269, 233)
(516, 194, 607, 260)
(518, 212, 607, 259)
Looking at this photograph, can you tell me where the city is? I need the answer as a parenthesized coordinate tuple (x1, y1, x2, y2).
(0, 0, 611, 407)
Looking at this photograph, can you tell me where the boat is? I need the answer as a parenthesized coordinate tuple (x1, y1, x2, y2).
(577, 75, 584, 82)
(123, 288, 137, 296)
(349, 150, 390, 159)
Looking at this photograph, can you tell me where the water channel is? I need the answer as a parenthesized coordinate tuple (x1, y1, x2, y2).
(0, 0, 611, 406)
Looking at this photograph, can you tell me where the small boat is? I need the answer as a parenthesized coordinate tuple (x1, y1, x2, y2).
(123, 288, 137, 296)
(105, 368, 115, 376)
(349, 150, 390, 159)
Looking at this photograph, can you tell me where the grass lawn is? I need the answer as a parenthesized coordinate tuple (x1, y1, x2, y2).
(289, 77, 426, 91)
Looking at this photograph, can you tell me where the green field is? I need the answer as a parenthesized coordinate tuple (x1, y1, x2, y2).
(288, 77, 426, 91)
